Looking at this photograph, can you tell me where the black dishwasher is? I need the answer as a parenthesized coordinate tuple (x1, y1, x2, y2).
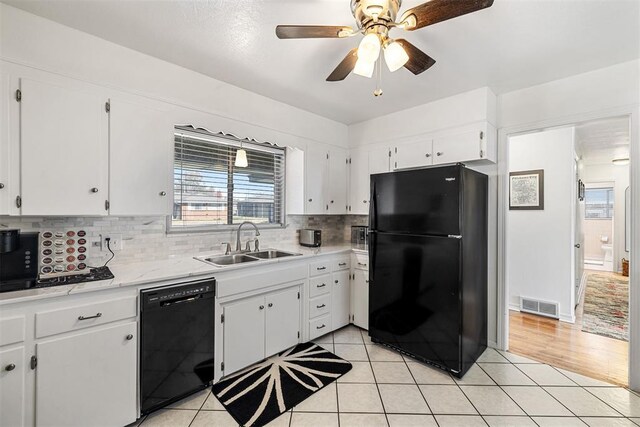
(140, 278, 215, 415)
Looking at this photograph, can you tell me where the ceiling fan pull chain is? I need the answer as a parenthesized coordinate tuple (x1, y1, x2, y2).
(374, 58, 383, 97)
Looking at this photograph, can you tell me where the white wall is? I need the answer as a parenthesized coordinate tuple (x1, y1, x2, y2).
(581, 162, 630, 273)
(507, 127, 576, 322)
(0, 4, 347, 150)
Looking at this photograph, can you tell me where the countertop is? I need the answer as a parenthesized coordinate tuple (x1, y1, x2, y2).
(0, 243, 367, 306)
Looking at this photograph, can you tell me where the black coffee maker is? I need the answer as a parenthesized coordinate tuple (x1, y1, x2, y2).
(0, 229, 39, 293)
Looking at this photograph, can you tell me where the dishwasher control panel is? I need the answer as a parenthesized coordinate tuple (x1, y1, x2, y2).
(142, 279, 215, 307)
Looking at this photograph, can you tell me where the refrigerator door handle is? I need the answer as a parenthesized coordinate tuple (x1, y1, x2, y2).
(369, 180, 377, 231)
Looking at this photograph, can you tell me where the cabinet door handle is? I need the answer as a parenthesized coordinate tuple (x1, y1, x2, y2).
(436, 152, 443, 156)
(0, 183, 4, 189)
(338, 262, 347, 266)
(317, 266, 326, 271)
(268, 303, 273, 308)
(426, 153, 431, 157)
(308, 198, 313, 202)
(316, 304, 326, 309)
(363, 200, 368, 204)
(90, 187, 99, 193)
(317, 283, 326, 288)
(78, 312, 102, 321)
(259, 305, 265, 310)
(159, 191, 167, 196)
(316, 324, 326, 329)
(334, 280, 339, 284)
(126, 334, 134, 340)
(5, 363, 15, 371)
(357, 262, 367, 267)
(365, 280, 370, 284)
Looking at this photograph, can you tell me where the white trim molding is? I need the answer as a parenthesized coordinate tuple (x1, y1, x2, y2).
(497, 106, 639, 391)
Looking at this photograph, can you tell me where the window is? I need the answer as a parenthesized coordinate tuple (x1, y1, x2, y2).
(171, 128, 285, 231)
(584, 187, 614, 219)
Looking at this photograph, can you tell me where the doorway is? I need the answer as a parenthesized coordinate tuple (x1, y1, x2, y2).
(504, 116, 631, 386)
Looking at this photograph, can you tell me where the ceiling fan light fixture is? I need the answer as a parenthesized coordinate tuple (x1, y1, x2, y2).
(357, 33, 381, 63)
(384, 40, 409, 72)
(353, 57, 375, 78)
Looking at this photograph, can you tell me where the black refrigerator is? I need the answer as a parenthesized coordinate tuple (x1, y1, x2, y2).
(368, 164, 487, 378)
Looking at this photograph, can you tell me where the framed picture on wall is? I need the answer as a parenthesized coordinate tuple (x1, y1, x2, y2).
(509, 169, 544, 210)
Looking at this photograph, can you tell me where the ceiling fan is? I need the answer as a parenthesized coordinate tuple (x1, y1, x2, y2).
(276, 0, 494, 93)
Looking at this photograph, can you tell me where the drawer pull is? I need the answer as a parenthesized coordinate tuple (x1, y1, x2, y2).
(316, 324, 326, 329)
(357, 262, 367, 267)
(316, 304, 326, 309)
(126, 334, 134, 340)
(78, 312, 102, 321)
(338, 262, 347, 266)
(317, 283, 326, 288)
(316, 266, 326, 271)
(334, 280, 339, 284)
(259, 305, 265, 310)
(5, 363, 16, 372)
(268, 303, 273, 308)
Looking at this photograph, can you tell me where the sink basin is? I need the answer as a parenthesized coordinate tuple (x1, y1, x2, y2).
(203, 254, 260, 266)
(251, 250, 301, 259)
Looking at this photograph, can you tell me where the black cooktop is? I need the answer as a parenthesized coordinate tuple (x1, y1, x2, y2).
(0, 266, 115, 294)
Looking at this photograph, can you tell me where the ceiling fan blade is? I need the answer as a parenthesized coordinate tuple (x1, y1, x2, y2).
(276, 25, 353, 39)
(396, 39, 436, 75)
(399, 0, 494, 31)
(326, 48, 359, 82)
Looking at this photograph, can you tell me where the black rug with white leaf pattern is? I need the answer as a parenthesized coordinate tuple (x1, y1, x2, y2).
(211, 342, 352, 427)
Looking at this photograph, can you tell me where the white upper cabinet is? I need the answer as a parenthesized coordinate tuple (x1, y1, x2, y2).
(368, 146, 391, 175)
(0, 72, 10, 216)
(108, 97, 172, 215)
(304, 146, 327, 215)
(432, 122, 496, 165)
(327, 148, 348, 214)
(19, 78, 108, 216)
(348, 149, 369, 215)
(285, 147, 305, 215)
(393, 139, 433, 170)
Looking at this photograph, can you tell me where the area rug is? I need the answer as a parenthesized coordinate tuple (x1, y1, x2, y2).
(581, 273, 629, 341)
(211, 342, 352, 427)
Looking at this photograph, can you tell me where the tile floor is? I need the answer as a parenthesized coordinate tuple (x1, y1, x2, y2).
(132, 325, 640, 427)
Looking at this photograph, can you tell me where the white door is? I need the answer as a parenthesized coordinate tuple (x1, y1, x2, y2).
(332, 270, 351, 330)
(432, 128, 482, 165)
(223, 295, 265, 374)
(108, 97, 172, 215)
(328, 149, 348, 214)
(36, 322, 137, 427)
(393, 140, 432, 170)
(265, 286, 300, 356)
(369, 146, 390, 174)
(351, 269, 369, 330)
(305, 146, 327, 214)
(0, 346, 25, 427)
(20, 78, 108, 215)
(349, 150, 369, 214)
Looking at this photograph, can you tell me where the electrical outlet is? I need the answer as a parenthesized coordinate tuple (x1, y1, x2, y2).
(104, 234, 123, 251)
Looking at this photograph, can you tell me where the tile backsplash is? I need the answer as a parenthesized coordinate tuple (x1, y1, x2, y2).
(0, 215, 368, 266)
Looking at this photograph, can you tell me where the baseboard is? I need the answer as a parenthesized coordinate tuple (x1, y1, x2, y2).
(559, 313, 576, 324)
(508, 303, 520, 312)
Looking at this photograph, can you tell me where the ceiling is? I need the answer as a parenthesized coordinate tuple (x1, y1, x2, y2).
(575, 116, 630, 165)
(4, 0, 640, 124)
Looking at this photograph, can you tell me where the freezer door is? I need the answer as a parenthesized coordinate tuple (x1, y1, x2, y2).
(369, 232, 461, 373)
(370, 165, 461, 235)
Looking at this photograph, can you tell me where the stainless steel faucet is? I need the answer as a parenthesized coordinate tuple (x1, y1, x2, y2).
(236, 221, 261, 252)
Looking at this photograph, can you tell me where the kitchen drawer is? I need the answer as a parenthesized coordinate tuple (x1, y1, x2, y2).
(0, 316, 25, 346)
(309, 259, 331, 277)
(309, 294, 331, 319)
(35, 296, 137, 339)
(333, 256, 350, 271)
(309, 275, 331, 298)
(352, 253, 369, 270)
(309, 314, 331, 341)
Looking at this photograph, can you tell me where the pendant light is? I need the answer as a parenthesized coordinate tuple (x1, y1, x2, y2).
(235, 142, 248, 168)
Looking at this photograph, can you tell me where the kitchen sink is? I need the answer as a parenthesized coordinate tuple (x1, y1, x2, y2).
(251, 250, 299, 259)
(203, 254, 260, 266)
(197, 249, 302, 267)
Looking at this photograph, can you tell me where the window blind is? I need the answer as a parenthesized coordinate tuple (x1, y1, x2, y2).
(584, 187, 614, 219)
(172, 129, 285, 230)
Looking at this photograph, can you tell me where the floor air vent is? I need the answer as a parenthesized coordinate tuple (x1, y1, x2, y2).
(520, 297, 559, 319)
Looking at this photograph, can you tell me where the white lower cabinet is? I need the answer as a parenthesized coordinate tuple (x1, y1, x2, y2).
(35, 322, 137, 427)
(332, 270, 350, 330)
(351, 269, 369, 330)
(0, 346, 25, 427)
(223, 285, 301, 375)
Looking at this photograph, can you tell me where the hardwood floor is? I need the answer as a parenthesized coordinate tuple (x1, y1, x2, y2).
(509, 270, 629, 387)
